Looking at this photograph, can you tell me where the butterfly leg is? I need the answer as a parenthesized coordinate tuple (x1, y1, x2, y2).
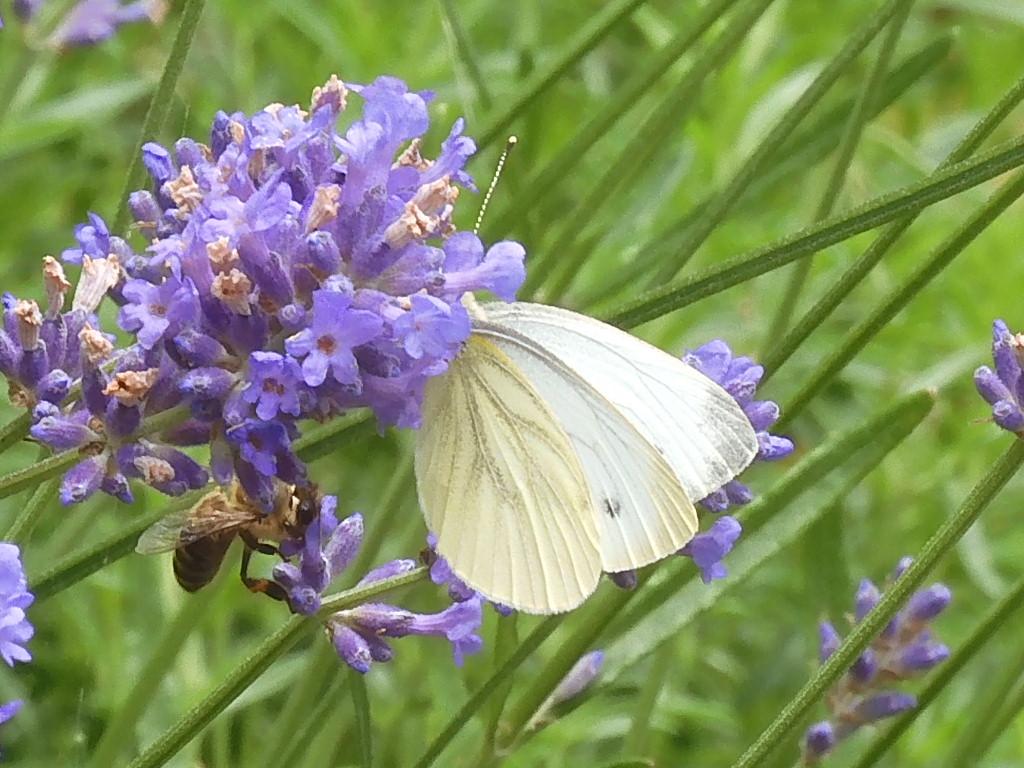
(239, 533, 288, 602)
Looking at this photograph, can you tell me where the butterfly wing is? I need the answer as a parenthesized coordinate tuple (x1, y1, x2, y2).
(480, 302, 759, 504)
(415, 334, 602, 614)
(476, 323, 699, 573)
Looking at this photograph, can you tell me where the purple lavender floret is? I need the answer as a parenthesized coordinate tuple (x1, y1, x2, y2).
(801, 558, 951, 764)
(47, 0, 166, 50)
(678, 515, 742, 583)
(0, 544, 33, 668)
(682, 339, 794, 512)
(975, 319, 1024, 434)
(328, 595, 484, 673)
(3, 74, 526, 507)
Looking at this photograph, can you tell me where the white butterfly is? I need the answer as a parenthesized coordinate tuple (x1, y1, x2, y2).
(414, 298, 758, 614)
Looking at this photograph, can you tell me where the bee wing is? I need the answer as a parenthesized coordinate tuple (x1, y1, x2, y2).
(135, 492, 259, 554)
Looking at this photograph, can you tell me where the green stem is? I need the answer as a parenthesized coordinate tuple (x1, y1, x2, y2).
(762, 0, 914, 347)
(651, 0, 909, 286)
(90, 585, 222, 768)
(967, 675, 1024, 766)
(851, 576, 1024, 768)
(3, 476, 59, 542)
(577, 36, 952, 313)
(113, 0, 207, 233)
(762, 72, 1024, 378)
(0, 412, 30, 456)
(351, 669, 374, 768)
(604, 136, 1024, 329)
(729, 439, 1024, 768)
(485, 0, 742, 241)
(524, 0, 775, 299)
(439, 0, 492, 112)
(412, 616, 564, 768)
(475, 0, 652, 150)
(622, 643, 674, 757)
(478, 613, 520, 764)
(128, 567, 427, 768)
(779, 167, 1024, 427)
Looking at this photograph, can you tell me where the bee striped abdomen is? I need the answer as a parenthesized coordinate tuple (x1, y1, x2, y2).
(173, 535, 233, 593)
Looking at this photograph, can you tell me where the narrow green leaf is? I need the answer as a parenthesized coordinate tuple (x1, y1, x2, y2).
(412, 616, 564, 768)
(292, 412, 376, 461)
(604, 136, 1024, 329)
(3, 475, 59, 543)
(599, 761, 655, 768)
(0, 412, 30, 456)
(852, 576, 1024, 768)
(762, 72, 1024, 378)
(475, 0, 653, 150)
(524, 0, 777, 298)
(478, 613, 520, 763)
(128, 567, 427, 768)
(277, 672, 348, 767)
(351, 670, 373, 768)
(604, 391, 932, 679)
(729, 439, 1024, 768)
(0, 447, 86, 500)
(579, 35, 953, 311)
(622, 643, 674, 757)
(90, 585, 222, 768)
(763, 0, 915, 346)
(965, 674, 1024, 765)
(651, 0, 910, 286)
(485, 0, 742, 238)
(780, 167, 1024, 426)
(439, 0, 492, 111)
(0, 80, 152, 162)
(497, 391, 932, 756)
(113, 0, 208, 233)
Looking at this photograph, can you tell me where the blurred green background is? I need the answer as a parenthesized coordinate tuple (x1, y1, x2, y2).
(1, 0, 1024, 766)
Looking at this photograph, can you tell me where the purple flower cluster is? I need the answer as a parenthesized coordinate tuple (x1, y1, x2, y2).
(802, 558, 951, 764)
(13, 0, 165, 49)
(8, 75, 524, 512)
(611, 339, 794, 587)
(0, 544, 34, 730)
(272, 496, 484, 673)
(975, 319, 1024, 435)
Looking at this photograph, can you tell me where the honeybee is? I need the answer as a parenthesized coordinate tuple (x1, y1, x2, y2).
(136, 481, 321, 601)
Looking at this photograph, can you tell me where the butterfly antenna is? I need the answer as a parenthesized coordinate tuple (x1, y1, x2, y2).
(473, 135, 517, 235)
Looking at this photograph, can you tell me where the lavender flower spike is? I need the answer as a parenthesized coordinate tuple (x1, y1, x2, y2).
(801, 560, 952, 763)
(975, 319, 1024, 434)
(0, 544, 34, 667)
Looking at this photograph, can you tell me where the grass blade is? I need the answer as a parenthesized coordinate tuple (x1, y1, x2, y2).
(729, 438, 1024, 768)
(780, 166, 1024, 426)
(439, 0, 492, 112)
(523, 0, 777, 299)
(475, 0, 651, 149)
(412, 616, 564, 768)
(762, 0, 915, 347)
(762, 72, 1024, 378)
(113, 0, 207, 233)
(128, 567, 427, 768)
(604, 136, 1024, 329)
(0, 412, 30, 456)
(851, 575, 1024, 768)
(90, 585, 222, 768)
(650, 0, 910, 286)
(351, 670, 374, 768)
(499, 391, 932, 749)
(485, 0, 742, 239)
(579, 35, 953, 312)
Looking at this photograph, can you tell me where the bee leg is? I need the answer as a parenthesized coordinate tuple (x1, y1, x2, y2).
(238, 539, 289, 603)
(240, 531, 286, 561)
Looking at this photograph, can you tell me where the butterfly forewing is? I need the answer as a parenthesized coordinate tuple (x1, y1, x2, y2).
(481, 302, 759, 502)
(478, 325, 699, 572)
(415, 335, 602, 614)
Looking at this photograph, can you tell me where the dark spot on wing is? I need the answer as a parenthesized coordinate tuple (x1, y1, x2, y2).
(603, 498, 621, 518)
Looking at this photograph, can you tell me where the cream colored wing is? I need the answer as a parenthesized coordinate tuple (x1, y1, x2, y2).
(480, 301, 758, 502)
(415, 335, 602, 614)
(477, 325, 698, 572)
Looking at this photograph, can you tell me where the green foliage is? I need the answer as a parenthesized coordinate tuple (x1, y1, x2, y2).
(1, 1, 1023, 767)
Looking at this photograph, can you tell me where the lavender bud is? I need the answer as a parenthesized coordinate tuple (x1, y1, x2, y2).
(905, 584, 952, 622)
(802, 721, 836, 763)
(608, 570, 637, 590)
(819, 621, 840, 663)
(358, 559, 418, 586)
(855, 579, 880, 622)
(547, 651, 604, 707)
(60, 455, 106, 505)
(850, 649, 877, 684)
(330, 623, 373, 674)
(36, 369, 71, 404)
(854, 692, 916, 723)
